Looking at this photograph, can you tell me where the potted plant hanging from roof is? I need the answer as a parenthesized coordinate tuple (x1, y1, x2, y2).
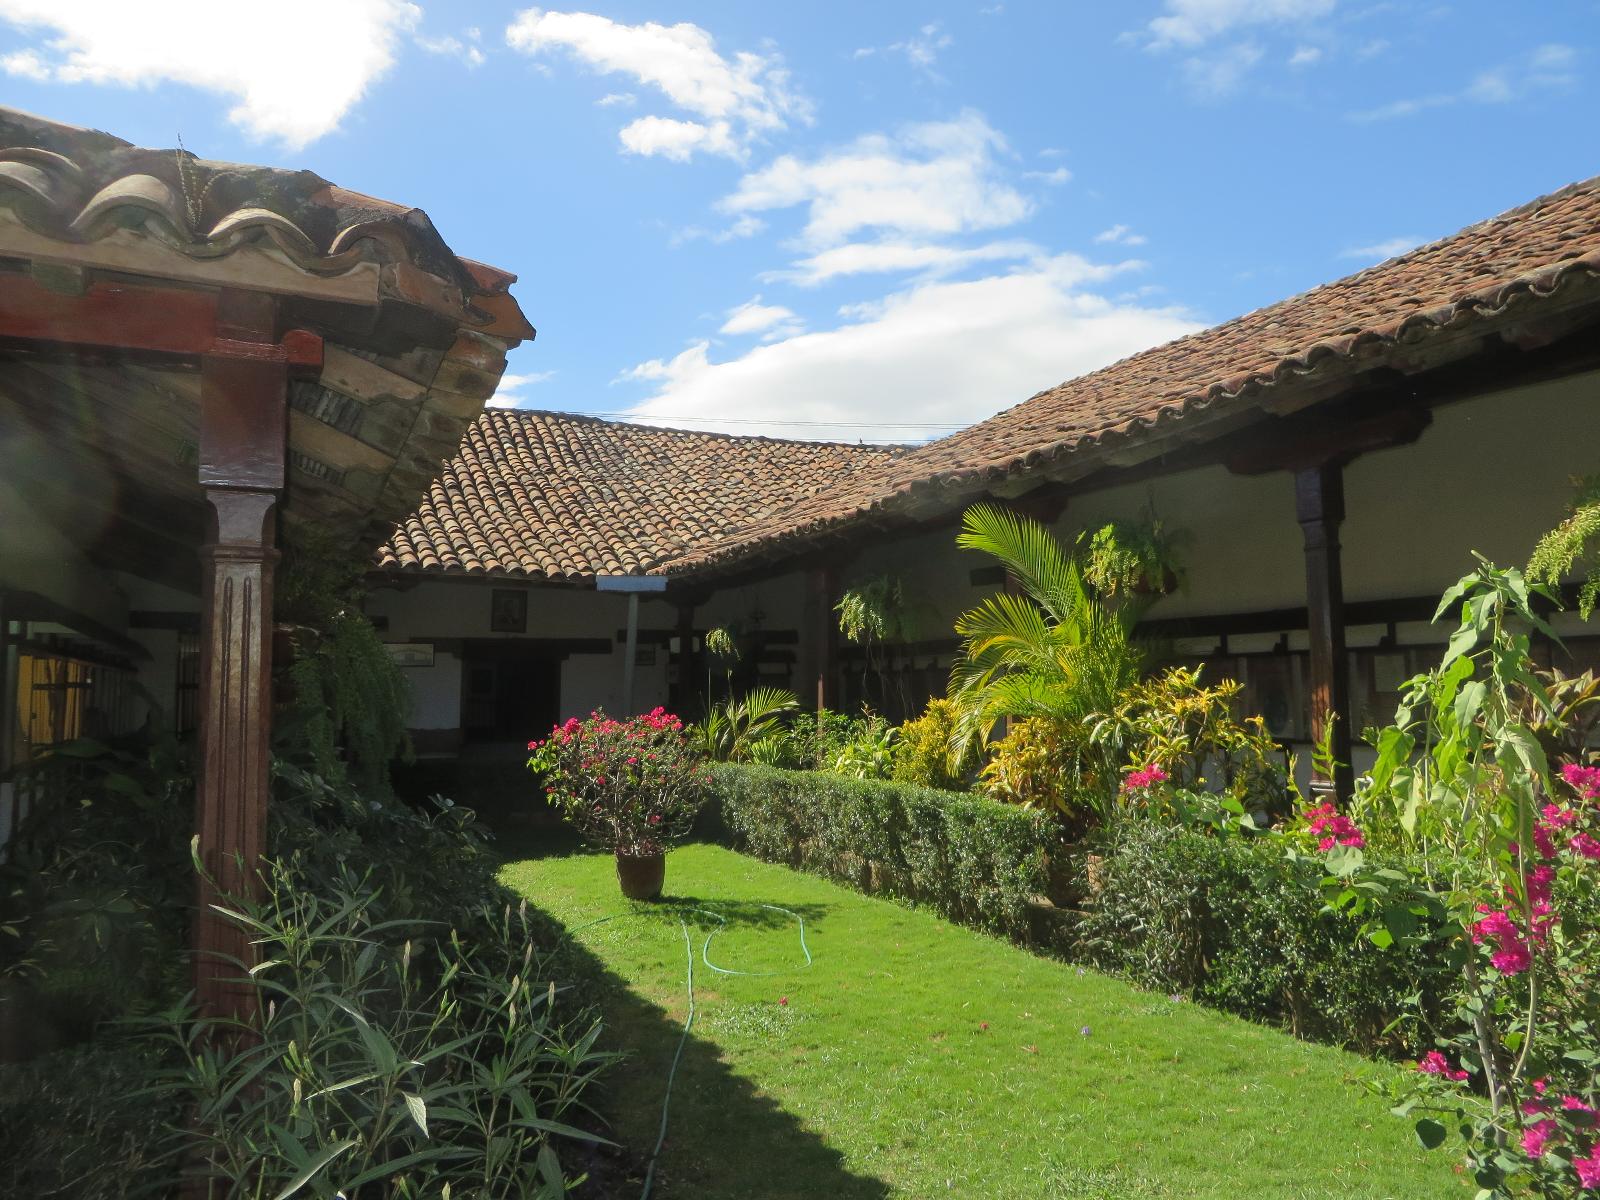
(528, 707, 709, 899)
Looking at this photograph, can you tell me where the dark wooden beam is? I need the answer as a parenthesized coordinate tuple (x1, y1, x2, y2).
(673, 602, 696, 713)
(1295, 461, 1355, 802)
(0, 275, 322, 367)
(802, 564, 840, 712)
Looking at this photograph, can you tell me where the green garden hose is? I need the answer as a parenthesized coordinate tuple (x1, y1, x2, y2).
(563, 903, 813, 1200)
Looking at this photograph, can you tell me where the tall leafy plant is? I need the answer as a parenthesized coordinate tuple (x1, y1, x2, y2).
(1311, 560, 1600, 1196)
(276, 528, 411, 798)
(947, 504, 1143, 765)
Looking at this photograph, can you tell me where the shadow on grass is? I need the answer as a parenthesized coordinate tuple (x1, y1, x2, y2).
(539, 892, 889, 1200)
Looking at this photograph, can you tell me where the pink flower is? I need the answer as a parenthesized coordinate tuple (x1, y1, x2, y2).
(1565, 1096, 1598, 1123)
(979, 1021, 989, 1031)
(778, 996, 788, 1007)
(1121, 765, 1170, 793)
(1306, 802, 1365, 850)
(1576, 1152, 1600, 1188)
(1522, 1118, 1559, 1158)
(1572, 833, 1600, 861)
(1473, 907, 1535, 975)
(648, 814, 661, 825)
(1544, 804, 1579, 828)
(1562, 763, 1600, 801)
(1417, 1051, 1469, 1081)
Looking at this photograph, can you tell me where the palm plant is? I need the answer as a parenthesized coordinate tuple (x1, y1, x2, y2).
(690, 687, 799, 762)
(948, 504, 1144, 764)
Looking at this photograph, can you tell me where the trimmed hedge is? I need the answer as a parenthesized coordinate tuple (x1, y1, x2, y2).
(1075, 821, 1455, 1055)
(708, 763, 1054, 941)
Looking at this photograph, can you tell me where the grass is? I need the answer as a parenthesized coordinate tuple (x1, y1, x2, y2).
(500, 840, 1469, 1200)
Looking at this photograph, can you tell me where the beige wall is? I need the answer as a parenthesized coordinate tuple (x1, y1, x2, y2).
(370, 369, 1600, 747)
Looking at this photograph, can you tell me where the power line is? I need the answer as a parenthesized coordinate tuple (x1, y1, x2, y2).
(578, 411, 968, 430)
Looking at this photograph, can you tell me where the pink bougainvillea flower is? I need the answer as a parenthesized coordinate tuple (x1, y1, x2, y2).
(1562, 762, 1600, 801)
(1564, 1096, 1598, 1122)
(1417, 1051, 1468, 1081)
(1121, 765, 1169, 793)
(1473, 907, 1535, 975)
(1575, 1151, 1600, 1188)
(1305, 802, 1365, 850)
(1522, 1118, 1559, 1158)
(1544, 804, 1579, 828)
(1572, 833, 1600, 861)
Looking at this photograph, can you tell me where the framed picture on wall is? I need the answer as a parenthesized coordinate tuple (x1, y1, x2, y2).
(490, 588, 527, 633)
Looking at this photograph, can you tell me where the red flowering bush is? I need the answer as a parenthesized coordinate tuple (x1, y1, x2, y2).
(527, 708, 709, 856)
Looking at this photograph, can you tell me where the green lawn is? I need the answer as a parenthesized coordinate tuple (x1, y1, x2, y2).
(500, 841, 1467, 1200)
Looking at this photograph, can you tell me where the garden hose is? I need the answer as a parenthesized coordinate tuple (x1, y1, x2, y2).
(561, 902, 813, 1200)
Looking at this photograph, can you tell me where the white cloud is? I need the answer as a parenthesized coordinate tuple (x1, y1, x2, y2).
(673, 214, 767, 245)
(1288, 44, 1321, 67)
(891, 22, 954, 76)
(415, 32, 485, 67)
(1352, 43, 1579, 121)
(719, 296, 804, 339)
(721, 111, 1033, 250)
(596, 91, 636, 106)
(0, 0, 420, 148)
(770, 239, 1041, 287)
(1340, 235, 1422, 261)
(0, 47, 48, 79)
(1022, 166, 1072, 185)
(620, 256, 1193, 440)
(1145, 0, 1336, 49)
(1181, 40, 1265, 96)
(619, 114, 737, 161)
(487, 370, 557, 409)
(505, 9, 809, 160)
(1094, 224, 1148, 247)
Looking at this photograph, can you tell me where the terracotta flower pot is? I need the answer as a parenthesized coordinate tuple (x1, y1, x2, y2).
(616, 851, 666, 900)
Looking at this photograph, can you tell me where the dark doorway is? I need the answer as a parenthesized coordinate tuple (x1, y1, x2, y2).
(461, 643, 562, 744)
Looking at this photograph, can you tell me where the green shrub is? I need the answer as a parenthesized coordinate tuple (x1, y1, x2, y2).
(133, 855, 612, 1199)
(892, 697, 980, 792)
(0, 1041, 173, 1198)
(710, 763, 1054, 941)
(1077, 820, 1452, 1055)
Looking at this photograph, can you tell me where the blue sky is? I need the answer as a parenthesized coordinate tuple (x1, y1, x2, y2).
(2, 1, 1596, 441)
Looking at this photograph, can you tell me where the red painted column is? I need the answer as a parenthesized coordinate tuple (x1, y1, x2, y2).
(192, 292, 290, 1024)
(1295, 462, 1355, 803)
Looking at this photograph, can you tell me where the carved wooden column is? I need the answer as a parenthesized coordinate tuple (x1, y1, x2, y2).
(803, 564, 839, 712)
(1295, 462, 1355, 802)
(192, 291, 292, 1024)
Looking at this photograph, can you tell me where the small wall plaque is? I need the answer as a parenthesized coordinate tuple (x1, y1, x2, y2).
(385, 643, 435, 668)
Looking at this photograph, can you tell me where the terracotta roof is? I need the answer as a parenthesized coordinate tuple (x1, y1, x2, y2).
(376, 410, 907, 579)
(0, 106, 533, 341)
(667, 173, 1600, 575)
(0, 106, 537, 558)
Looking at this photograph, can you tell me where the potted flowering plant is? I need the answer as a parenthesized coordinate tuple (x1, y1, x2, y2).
(527, 707, 707, 899)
